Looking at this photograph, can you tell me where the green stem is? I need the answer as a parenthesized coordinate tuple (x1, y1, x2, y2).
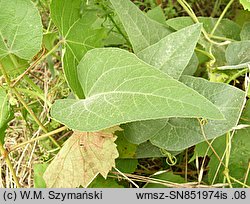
(10, 126, 67, 152)
(210, 0, 234, 36)
(15, 87, 52, 107)
(0, 63, 60, 148)
(226, 68, 248, 84)
(218, 62, 250, 70)
(223, 132, 233, 188)
(211, 0, 221, 17)
(12, 40, 62, 88)
(208, 34, 235, 42)
(101, 3, 131, 47)
(195, 48, 215, 60)
(9, 54, 43, 94)
(229, 176, 250, 188)
(177, 0, 230, 46)
(108, 14, 131, 47)
(0, 140, 21, 187)
(36, 40, 62, 65)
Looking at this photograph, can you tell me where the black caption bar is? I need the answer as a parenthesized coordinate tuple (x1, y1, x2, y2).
(0, 189, 249, 204)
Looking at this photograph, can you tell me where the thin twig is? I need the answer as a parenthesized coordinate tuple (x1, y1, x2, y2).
(0, 63, 61, 148)
(9, 126, 67, 152)
(0, 141, 20, 187)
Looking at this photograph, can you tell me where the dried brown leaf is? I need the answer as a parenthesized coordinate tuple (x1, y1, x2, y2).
(43, 131, 118, 188)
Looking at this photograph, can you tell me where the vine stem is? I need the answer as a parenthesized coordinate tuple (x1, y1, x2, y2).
(0, 141, 21, 187)
(10, 126, 67, 152)
(223, 132, 233, 188)
(177, 0, 231, 46)
(0, 63, 60, 148)
(226, 68, 248, 84)
(210, 0, 234, 36)
(12, 40, 62, 87)
(9, 54, 43, 95)
(212, 67, 250, 185)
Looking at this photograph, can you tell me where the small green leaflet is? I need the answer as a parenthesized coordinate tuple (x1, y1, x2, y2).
(137, 24, 201, 79)
(51, 48, 224, 132)
(50, 0, 106, 98)
(0, 0, 43, 60)
(110, 0, 172, 53)
(240, 0, 250, 11)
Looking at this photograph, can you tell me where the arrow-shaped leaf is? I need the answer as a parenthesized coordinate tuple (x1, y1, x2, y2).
(110, 0, 171, 53)
(137, 23, 201, 79)
(51, 48, 223, 132)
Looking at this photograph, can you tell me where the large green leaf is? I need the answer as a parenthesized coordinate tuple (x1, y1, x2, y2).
(50, 0, 106, 98)
(0, 88, 13, 143)
(51, 48, 223, 132)
(110, 0, 171, 53)
(137, 24, 201, 79)
(123, 76, 245, 151)
(0, 0, 43, 60)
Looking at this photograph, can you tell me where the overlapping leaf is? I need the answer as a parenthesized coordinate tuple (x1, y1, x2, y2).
(137, 24, 201, 79)
(123, 76, 245, 151)
(0, 0, 43, 61)
(51, 48, 223, 132)
(225, 40, 250, 65)
(43, 131, 118, 188)
(50, 0, 106, 98)
(110, 0, 171, 53)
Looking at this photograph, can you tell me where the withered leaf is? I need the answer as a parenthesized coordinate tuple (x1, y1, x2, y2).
(43, 131, 118, 188)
